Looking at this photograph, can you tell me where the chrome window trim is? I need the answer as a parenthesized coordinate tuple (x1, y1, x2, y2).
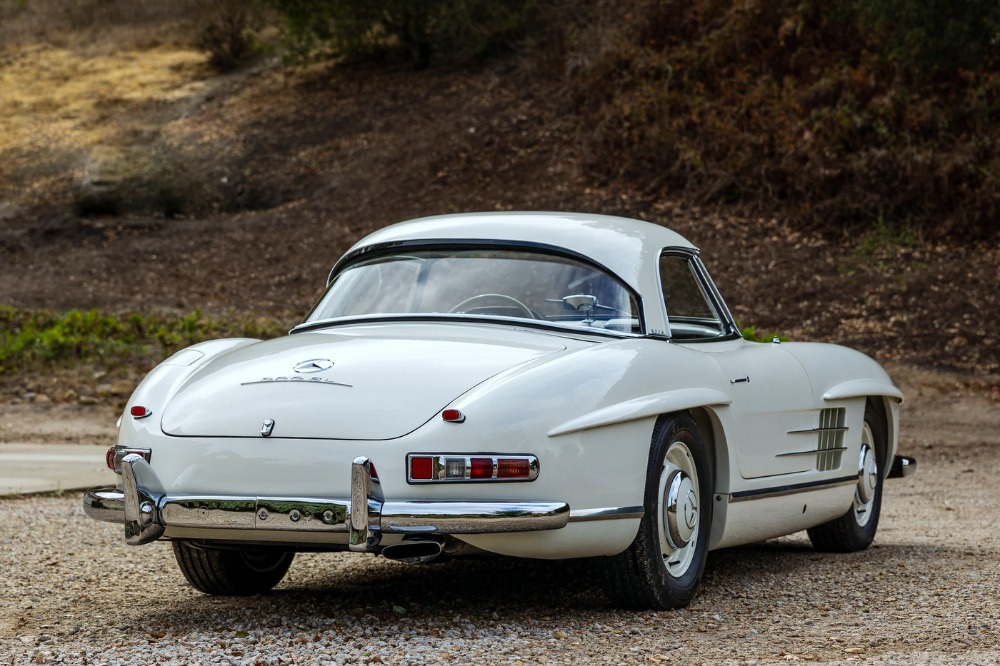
(302, 239, 647, 336)
(656, 249, 741, 343)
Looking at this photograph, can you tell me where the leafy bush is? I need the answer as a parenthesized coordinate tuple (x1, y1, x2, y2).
(0, 307, 285, 374)
(568, 0, 1000, 239)
(858, 0, 1000, 77)
(264, 0, 536, 67)
(195, 0, 266, 72)
(740, 324, 788, 344)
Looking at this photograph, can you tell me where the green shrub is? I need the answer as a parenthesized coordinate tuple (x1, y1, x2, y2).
(857, 0, 1000, 77)
(568, 0, 1000, 239)
(740, 324, 788, 344)
(264, 0, 536, 67)
(0, 307, 285, 375)
(195, 0, 266, 72)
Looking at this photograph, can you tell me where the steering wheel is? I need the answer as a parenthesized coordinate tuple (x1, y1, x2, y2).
(448, 293, 534, 319)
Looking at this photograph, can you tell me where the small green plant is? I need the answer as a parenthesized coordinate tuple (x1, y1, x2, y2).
(196, 0, 267, 72)
(740, 324, 788, 344)
(0, 307, 285, 375)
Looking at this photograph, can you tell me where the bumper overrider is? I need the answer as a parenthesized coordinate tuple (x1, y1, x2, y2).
(82, 454, 571, 548)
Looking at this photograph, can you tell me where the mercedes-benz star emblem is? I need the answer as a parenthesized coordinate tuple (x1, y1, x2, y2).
(261, 419, 275, 437)
(294, 358, 334, 374)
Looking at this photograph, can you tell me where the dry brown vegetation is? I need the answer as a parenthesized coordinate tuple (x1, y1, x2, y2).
(0, 0, 997, 406)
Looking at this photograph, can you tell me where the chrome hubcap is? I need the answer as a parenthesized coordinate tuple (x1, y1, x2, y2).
(853, 423, 878, 526)
(657, 440, 700, 577)
(664, 470, 698, 548)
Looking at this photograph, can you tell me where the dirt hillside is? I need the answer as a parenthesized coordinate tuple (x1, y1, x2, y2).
(0, 34, 997, 387)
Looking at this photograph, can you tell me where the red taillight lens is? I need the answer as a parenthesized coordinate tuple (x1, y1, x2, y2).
(105, 447, 152, 474)
(130, 405, 151, 419)
(441, 409, 465, 423)
(369, 462, 380, 482)
(407, 454, 538, 483)
(470, 457, 493, 479)
(497, 458, 530, 479)
(410, 456, 433, 480)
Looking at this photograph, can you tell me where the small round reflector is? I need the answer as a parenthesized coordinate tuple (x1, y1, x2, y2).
(441, 409, 465, 423)
(130, 406, 151, 419)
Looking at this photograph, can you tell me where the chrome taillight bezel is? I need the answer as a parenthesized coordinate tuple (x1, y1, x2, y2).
(406, 453, 539, 484)
(107, 446, 152, 474)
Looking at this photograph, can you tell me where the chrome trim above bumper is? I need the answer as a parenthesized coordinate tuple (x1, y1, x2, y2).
(567, 505, 644, 522)
(82, 454, 571, 549)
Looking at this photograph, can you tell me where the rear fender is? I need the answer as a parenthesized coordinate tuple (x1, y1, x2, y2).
(547, 389, 731, 437)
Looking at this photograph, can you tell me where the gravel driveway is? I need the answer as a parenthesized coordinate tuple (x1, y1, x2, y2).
(2, 371, 998, 665)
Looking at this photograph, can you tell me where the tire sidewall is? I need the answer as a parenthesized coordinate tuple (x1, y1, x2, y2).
(640, 414, 713, 606)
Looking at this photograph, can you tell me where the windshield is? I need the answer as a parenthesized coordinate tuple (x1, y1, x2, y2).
(305, 248, 642, 334)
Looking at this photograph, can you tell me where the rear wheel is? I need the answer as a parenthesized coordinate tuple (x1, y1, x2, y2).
(172, 542, 294, 595)
(807, 400, 887, 552)
(602, 414, 713, 610)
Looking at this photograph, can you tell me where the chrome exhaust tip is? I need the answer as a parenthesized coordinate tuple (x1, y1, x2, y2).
(380, 540, 443, 564)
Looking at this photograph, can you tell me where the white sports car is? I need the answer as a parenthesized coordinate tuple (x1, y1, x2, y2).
(84, 212, 915, 609)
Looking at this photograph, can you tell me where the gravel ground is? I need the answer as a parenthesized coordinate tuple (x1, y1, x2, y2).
(2, 370, 998, 665)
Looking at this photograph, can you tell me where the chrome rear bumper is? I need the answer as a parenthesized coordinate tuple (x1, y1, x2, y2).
(83, 454, 570, 549)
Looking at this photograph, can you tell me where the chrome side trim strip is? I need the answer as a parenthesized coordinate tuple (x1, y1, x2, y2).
(776, 447, 848, 458)
(787, 427, 849, 435)
(567, 506, 644, 523)
(729, 475, 858, 503)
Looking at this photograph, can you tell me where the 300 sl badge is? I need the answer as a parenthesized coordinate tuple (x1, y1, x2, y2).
(241, 376, 352, 387)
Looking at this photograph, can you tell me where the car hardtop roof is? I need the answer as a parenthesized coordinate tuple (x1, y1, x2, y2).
(339, 212, 698, 289)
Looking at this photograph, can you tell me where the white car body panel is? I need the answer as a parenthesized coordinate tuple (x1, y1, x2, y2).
(87, 212, 907, 570)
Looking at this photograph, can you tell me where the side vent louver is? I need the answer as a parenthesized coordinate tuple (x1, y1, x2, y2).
(817, 408, 846, 471)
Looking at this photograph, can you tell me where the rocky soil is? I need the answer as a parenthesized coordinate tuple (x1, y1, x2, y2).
(1, 365, 998, 665)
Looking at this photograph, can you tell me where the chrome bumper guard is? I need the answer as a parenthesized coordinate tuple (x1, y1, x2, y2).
(83, 454, 570, 548)
(888, 455, 917, 479)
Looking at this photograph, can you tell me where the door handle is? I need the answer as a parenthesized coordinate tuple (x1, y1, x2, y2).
(730, 376, 750, 384)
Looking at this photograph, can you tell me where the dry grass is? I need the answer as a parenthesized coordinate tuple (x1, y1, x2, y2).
(0, 1, 276, 216)
(0, 0, 194, 52)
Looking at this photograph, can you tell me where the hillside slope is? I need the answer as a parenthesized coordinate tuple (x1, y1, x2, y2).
(0, 17, 996, 385)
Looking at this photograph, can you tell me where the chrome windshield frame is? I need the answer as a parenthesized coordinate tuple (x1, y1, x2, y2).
(300, 239, 647, 336)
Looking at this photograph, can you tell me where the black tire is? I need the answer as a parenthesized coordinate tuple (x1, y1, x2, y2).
(172, 541, 294, 595)
(807, 399, 887, 552)
(602, 414, 713, 610)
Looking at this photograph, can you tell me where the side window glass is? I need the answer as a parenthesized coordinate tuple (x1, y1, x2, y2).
(659, 254, 726, 340)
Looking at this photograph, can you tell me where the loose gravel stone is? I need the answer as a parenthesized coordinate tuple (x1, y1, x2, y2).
(2, 384, 999, 665)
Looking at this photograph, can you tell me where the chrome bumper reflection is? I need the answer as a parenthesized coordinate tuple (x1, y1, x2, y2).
(82, 454, 570, 549)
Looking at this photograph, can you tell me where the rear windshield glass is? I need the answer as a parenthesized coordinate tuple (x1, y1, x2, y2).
(305, 248, 641, 334)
